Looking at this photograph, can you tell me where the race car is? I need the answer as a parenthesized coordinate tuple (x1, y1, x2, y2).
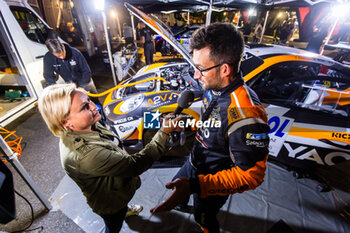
(243, 44, 350, 169)
(99, 3, 350, 169)
(102, 61, 203, 156)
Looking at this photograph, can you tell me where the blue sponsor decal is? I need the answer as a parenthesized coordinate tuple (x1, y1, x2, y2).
(246, 133, 269, 140)
(143, 110, 161, 129)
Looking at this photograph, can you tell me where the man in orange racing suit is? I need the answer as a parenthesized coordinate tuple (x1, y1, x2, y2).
(151, 23, 270, 233)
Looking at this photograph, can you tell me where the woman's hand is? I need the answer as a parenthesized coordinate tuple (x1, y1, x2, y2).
(160, 113, 184, 134)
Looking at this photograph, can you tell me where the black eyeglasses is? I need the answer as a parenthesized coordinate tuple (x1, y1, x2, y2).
(195, 63, 224, 76)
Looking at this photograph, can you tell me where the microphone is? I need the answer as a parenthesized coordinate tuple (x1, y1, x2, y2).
(174, 90, 194, 115)
(168, 90, 194, 146)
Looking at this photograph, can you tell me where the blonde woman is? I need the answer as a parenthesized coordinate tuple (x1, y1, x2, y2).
(38, 83, 181, 233)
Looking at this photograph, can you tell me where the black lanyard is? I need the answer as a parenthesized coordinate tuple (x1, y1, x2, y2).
(201, 97, 217, 122)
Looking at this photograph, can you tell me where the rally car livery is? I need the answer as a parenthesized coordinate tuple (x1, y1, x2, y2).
(243, 45, 350, 168)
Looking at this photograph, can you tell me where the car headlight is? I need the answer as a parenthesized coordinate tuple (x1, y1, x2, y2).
(119, 94, 144, 113)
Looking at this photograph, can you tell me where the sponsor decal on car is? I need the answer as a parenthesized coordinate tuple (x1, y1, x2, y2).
(280, 142, 350, 166)
(119, 125, 134, 133)
(331, 132, 350, 141)
(146, 93, 179, 107)
(267, 114, 294, 157)
(115, 116, 137, 125)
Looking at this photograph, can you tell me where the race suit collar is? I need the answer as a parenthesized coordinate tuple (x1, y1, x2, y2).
(210, 73, 244, 97)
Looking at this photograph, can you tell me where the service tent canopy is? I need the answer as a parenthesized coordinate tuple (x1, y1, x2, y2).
(113, 0, 262, 13)
(113, 0, 329, 13)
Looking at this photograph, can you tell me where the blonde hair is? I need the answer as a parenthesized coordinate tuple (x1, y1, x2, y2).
(38, 83, 76, 137)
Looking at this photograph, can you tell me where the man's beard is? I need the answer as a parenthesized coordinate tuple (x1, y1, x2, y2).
(209, 71, 223, 91)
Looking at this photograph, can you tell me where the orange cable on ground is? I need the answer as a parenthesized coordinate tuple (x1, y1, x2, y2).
(0, 127, 23, 163)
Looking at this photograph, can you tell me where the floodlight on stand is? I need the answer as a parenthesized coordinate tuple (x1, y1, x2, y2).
(320, 2, 350, 55)
(68, 0, 74, 8)
(248, 8, 257, 17)
(95, 0, 104, 11)
(111, 9, 121, 38)
(111, 10, 116, 18)
(95, 0, 117, 85)
(331, 3, 348, 18)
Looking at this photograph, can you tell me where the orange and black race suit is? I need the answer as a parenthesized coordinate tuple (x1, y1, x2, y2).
(173, 76, 269, 232)
(188, 76, 270, 199)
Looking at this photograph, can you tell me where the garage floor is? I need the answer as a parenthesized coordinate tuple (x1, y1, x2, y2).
(1, 54, 350, 233)
(51, 162, 350, 233)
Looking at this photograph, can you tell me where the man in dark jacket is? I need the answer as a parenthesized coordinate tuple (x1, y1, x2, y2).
(43, 38, 97, 93)
(242, 19, 252, 43)
(138, 22, 154, 65)
(151, 23, 270, 233)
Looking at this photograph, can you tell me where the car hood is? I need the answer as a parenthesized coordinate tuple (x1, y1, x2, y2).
(125, 2, 195, 69)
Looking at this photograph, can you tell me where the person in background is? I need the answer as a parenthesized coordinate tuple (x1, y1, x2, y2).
(286, 18, 297, 43)
(279, 18, 296, 45)
(278, 19, 289, 44)
(43, 37, 97, 94)
(151, 23, 270, 233)
(58, 23, 70, 43)
(38, 83, 182, 233)
(253, 18, 264, 43)
(123, 23, 134, 46)
(172, 20, 179, 32)
(135, 22, 141, 41)
(136, 22, 155, 65)
(242, 19, 252, 43)
(272, 23, 280, 44)
(306, 21, 330, 54)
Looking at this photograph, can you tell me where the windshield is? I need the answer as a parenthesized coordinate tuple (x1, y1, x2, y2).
(10, 6, 49, 44)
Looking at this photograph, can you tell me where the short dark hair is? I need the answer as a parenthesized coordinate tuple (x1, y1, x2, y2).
(45, 38, 64, 54)
(190, 23, 244, 74)
(46, 29, 58, 40)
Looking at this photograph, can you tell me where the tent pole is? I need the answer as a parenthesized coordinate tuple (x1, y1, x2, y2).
(116, 9, 122, 38)
(260, 10, 269, 43)
(320, 17, 339, 55)
(131, 14, 136, 41)
(102, 11, 117, 85)
(206, 0, 212, 26)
